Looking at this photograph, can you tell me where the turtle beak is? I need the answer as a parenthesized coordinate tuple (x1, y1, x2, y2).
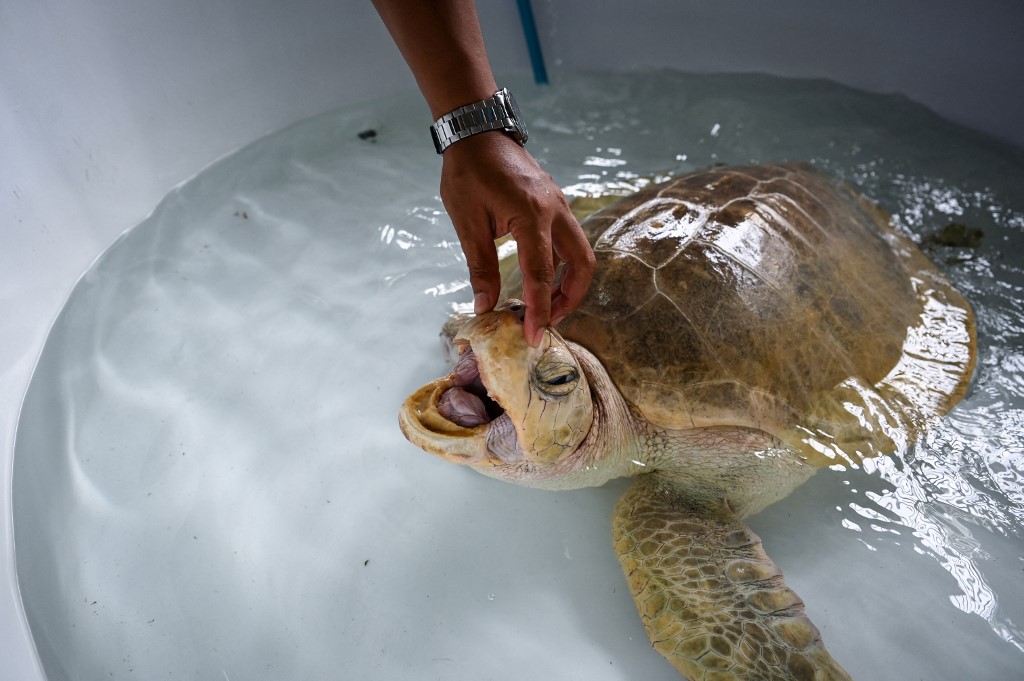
(398, 375, 491, 465)
(399, 302, 535, 466)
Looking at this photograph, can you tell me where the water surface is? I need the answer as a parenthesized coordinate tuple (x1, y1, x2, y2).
(14, 71, 1024, 680)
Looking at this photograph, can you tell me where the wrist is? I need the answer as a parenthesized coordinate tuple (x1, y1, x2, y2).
(430, 88, 528, 154)
(442, 127, 525, 161)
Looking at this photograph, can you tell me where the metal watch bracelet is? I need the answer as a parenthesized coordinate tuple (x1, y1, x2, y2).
(429, 88, 528, 154)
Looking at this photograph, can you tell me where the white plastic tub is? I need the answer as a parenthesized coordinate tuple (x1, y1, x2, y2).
(3, 2, 1022, 679)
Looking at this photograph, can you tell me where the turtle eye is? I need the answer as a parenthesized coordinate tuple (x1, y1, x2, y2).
(533, 348, 581, 398)
(545, 372, 576, 386)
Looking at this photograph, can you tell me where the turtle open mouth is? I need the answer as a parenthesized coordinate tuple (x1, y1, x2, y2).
(436, 343, 506, 427)
(398, 309, 526, 466)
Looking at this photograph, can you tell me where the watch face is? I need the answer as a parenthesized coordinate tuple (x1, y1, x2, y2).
(502, 90, 529, 145)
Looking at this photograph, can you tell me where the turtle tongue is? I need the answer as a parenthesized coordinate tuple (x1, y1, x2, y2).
(438, 347, 504, 427)
(437, 387, 489, 427)
(451, 348, 481, 387)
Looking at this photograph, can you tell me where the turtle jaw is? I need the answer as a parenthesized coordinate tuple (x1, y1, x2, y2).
(399, 334, 517, 466)
(398, 373, 494, 465)
(400, 302, 596, 479)
(399, 305, 533, 467)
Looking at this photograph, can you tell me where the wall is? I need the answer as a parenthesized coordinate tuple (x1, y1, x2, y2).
(536, 0, 1023, 151)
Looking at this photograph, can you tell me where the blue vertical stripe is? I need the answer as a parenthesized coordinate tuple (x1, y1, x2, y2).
(515, 0, 549, 85)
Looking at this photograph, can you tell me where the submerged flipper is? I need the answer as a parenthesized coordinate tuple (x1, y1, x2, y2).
(613, 474, 852, 681)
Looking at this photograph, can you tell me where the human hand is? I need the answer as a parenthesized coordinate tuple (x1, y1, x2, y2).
(440, 132, 596, 346)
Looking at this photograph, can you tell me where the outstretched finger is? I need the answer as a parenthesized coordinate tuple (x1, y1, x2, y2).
(516, 227, 555, 347)
(550, 214, 596, 325)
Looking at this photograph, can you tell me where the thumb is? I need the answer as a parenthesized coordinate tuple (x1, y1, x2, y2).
(460, 231, 502, 315)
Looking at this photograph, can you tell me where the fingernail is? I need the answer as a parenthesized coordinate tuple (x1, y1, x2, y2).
(474, 293, 490, 314)
(531, 328, 545, 347)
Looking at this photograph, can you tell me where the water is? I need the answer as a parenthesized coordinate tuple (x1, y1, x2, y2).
(13, 71, 1024, 680)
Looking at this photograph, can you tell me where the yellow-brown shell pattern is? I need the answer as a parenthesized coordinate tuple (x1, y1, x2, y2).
(527, 164, 975, 466)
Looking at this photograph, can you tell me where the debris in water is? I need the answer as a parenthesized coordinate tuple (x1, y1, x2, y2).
(925, 222, 984, 248)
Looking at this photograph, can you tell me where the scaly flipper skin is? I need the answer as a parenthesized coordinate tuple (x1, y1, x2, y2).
(613, 474, 853, 681)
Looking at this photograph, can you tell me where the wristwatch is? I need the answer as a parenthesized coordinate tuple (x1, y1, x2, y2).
(429, 88, 529, 154)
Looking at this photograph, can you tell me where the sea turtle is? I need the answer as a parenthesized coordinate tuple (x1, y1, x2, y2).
(399, 163, 976, 680)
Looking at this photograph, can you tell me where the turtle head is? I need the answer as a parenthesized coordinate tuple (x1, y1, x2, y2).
(400, 300, 612, 488)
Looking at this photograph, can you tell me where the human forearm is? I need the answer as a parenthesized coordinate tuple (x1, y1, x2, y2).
(372, 0, 596, 345)
(371, 0, 498, 118)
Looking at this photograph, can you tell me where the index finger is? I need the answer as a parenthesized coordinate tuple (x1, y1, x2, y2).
(515, 226, 555, 347)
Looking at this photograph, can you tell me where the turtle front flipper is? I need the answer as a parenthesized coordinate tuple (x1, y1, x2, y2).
(613, 474, 852, 681)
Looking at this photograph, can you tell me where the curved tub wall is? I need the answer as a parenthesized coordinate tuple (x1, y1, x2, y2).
(2, 2, 1021, 679)
(536, 0, 1024, 151)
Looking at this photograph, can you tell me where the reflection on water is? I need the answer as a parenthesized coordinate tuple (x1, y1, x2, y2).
(13, 72, 1024, 680)
(832, 167, 1024, 651)
(849, 159, 1024, 653)
(866, 450, 1024, 650)
(856, 376, 1024, 651)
